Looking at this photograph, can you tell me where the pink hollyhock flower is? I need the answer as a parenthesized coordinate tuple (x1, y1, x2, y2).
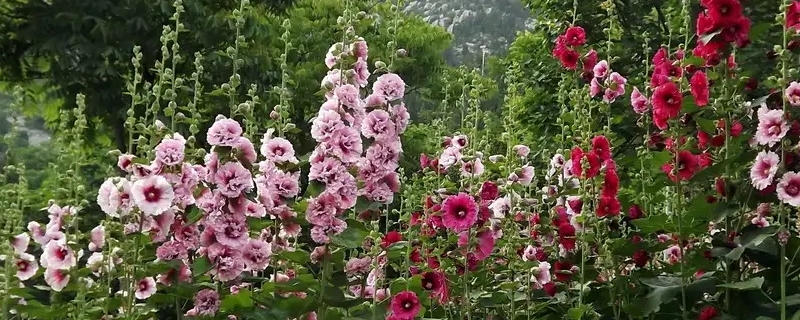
(330, 126, 363, 164)
(354, 59, 370, 87)
(345, 257, 372, 275)
(311, 109, 345, 143)
(777, 171, 800, 207)
(40, 239, 76, 270)
(11, 232, 29, 254)
(362, 109, 397, 143)
(207, 117, 243, 146)
(135, 277, 157, 299)
(590, 78, 602, 97)
(751, 151, 780, 190)
(603, 72, 627, 103)
(155, 133, 186, 166)
(663, 244, 682, 264)
(631, 86, 650, 114)
(518, 165, 534, 185)
(372, 73, 406, 101)
(334, 84, 362, 108)
(513, 145, 530, 158)
(441, 193, 478, 232)
(209, 212, 249, 248)
(155, 240, 188, 261)
(233, 137, 257, 164)
(460, 158, 485, 177)
(321, 69, 344, 92)
(15, 253, 38, 280)
(44, 268, 70, 292)
(755, 106, 789, 147)
(186, 289, 220, 317)
(474, 230, 496, 260)
(532, 261, 552, 289)
(439, 146, 463, 169)
(593, 60, 609, 78)
(488, 196, 511, 219)
(308, 156, 347, 185)
(260, 136, 299, 164)
(207, 244, 245, 282)
(390, 291, 421, 319)
(117, 154, 135, 172)
(242, 238, 272, 271)
(131, 175, 175, 216)
(351, 39, 368, 60)
(213, 162, 254, 198)
(97, 178, 122, 216)
(88, 225, 105, 251)
(324, 43, 341, 69)
(752, 216, 770, 227)
(305, 193, 339, 226)
(391, 103, 410, 134)
(365, 93, 386, 108)
(266, 170, 301, 199)
(786, 81, 800, 107)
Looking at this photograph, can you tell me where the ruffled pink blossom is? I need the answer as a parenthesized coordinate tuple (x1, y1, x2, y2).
(131, 175, 175, 216)
(777, 171, 800, 207)
(260, 136, 299, 164)
(755, 106, 789, 147)
(372, 73, 406, 101)
(89, 225, 105, 251)
(207, 244, 245, 281)
(234, 137, 257, 164)
(97, 178, 122, 216)
(390, 291, 421, 319)
(354, 59, 370, 87)
(117, 154, 135, 172)
(391, 103, 410, 135)
(329, 126, 363, 164)
(751, 151, 780, 190)
(242, 238, 272, 271)
(345, 257, 372, 275)
(603, 72, 627, 103)
(155, 133, 186, 166)
(334, 84, 362, 109)
(631, 86, 650, 114)
(213, 162, 254, 198)
(362, 109, 397, 143)
(311, 109, 345, 143)
(207, 118, 243, 146)
(187, 289, 220, 317)
(786, 81, 800, 107)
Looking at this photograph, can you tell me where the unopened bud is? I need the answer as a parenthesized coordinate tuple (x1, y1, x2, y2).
(270, 110, 280, 120)
(396, 48, 407, 57)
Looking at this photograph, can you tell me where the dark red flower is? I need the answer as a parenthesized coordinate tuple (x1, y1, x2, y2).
(632, 250, 649, 268)
(715, 177, 727, 197)
(691, 71, 710, 107)
(570, 147, 584, 176)
(479, 181, 499, 201)
(652, 82, 683, 120)
(591, 135, 612, 161)
(543, 282, 557, 296)
(582, 49, 598, 72)
(628, 204, 644, 220)
(410, 248, 422, 263)
(553, 261, 574, 282)
(596, 195, 621, 217)
(710, 134, 725, 147)
(602, 169, 620, 197)
(789, 1, 800, 31)
(697, 305, 719, 320)
(564, 26, 587, 47)
(585, 151, 602, 178)
(381, 231, 403, 248)
(697, 131, 710, 149)
(662, 151, 700, 182)
(730, 121, 743, 137)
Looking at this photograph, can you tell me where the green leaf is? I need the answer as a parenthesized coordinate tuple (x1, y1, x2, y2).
(278, 249, 310, 264)
(220, 288, 254, 311)
(330, 219, 369, 248)
(192, 256, 211, 278)
(724, 246, 745, 261)
(354, 195, 383, 213)
(717, 277, 764, 290)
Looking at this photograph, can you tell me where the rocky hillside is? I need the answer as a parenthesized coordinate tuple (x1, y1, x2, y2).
(404, 0, 532, 66)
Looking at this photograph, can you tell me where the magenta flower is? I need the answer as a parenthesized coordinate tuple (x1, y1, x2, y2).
(631, 86, 650, 114)
(441, 193, 478, 232)
(390, 291, 421, 319)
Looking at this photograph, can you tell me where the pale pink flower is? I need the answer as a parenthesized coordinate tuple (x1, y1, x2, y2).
(777, 171, 800, 207)
(663, 244, 682, 264)
(311, 109, 345, 143)
(213, 162, 254, 198)
(329, 126, 363, 164)
(460, 158, 485, 177)
(372, 73, 406, 101)
(593, 60, 609, 78)
(242, 238, 272, 271)
(207, 117, 243, 146)
(27, 221, 47, 245)
(324, 43, 341, 69)
(260, 137, 299, 164)
(532, 261, 552, 289)
(786, 81, 800, 107)
(97, 178, 122, 216)
(15, 253, 38, 280)
(131, 175, 175, 216)
(44, 268, 70, 292)
(351, 39, 368, 60)
(345, 257, 372, 275)
(321, 69, 344, 90)
(391, 103, 410, 134)
(335, 84, 362, 108)
(156, 240, 188, 261)
(234, 137, 257, 164)
(11, 233, 29, 254)
(354, 59, 370, 87)
(40, 240, 76, 270)
(187, 289, 220, 317)
(117, 154, 135, 172)
(604, 72, 627, 103)
(752, 216, 770, 227)
(310, 225, 330, 244)
(590, 78, 602, 97)
(751, 151, 780, 190)
(513, 145, 530, 158)
(519, 165, 535, 185)
(86, 252, 106, 276)
(362, 109, 397, 142)
(135, 277, 157, 300)
(155, 134, 186, 166)
(88, 225, 105, 252)
(631, 86, 650, 114)
(452, 135, 468, 149)
(439, 146, 463, 169)
(755, 106, 789, 147)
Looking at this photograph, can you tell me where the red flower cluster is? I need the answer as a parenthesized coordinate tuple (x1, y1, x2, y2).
(694, 0, 751, 65)
(568, 136, 621, 217)
(787, 1, 800, 31)
(552, 26, 595, 71)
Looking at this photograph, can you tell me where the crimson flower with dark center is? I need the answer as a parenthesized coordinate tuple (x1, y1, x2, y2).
(390, 291, 421, 319)
(662, 150, 700, 182)
(652, 82, 683, 120)
(595, 195, 621, 217)
(441, 193, 478, 232)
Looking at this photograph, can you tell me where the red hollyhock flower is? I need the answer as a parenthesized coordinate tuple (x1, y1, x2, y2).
(706, 0, 743, 25)
(692, 40, 725, 66)
(652, 47, 669, 66)
(564, 26, 587, 47)
(715, 177, 727, 197)
(596, 195, 621, 217)
(662, 151, 700, 182)
(710, 134, 725, 147)
(390, 291, 421, 319)
(628, 204, 644, 220)
(585, 152, 602, 178)
(582, 49, 598, 72)
(697, 305, 719, 320)
(570, 147, 584, 176)
(543, 282, 558, 296)
(381, 230, 403, 248)
(698, 151, 713, 168)
(653, 82, 683, 120)
(789, 1, 800, 31)
(691, 71, 710, 107)
(479, 181, 499, 201)
(591, 135, 612, 161)
(410, 248, 422, 263)
(697, 131, 710, 149)
(730, 121, 743, 137)
(632, 250, 649, 268)
(553, 261, 574, 282)
(696, 13, 716, 35)
(558, 224, 577, 251)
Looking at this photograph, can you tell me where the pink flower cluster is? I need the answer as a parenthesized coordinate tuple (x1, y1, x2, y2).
(589, 60, 627, 103)
(308, 37, 408, 244)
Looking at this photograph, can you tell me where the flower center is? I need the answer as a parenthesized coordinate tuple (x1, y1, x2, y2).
(769, 125, 781, 135)
(458, 210, 466, 217)
(404, 302, 412, 309)
(787, 184, 799, 195)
